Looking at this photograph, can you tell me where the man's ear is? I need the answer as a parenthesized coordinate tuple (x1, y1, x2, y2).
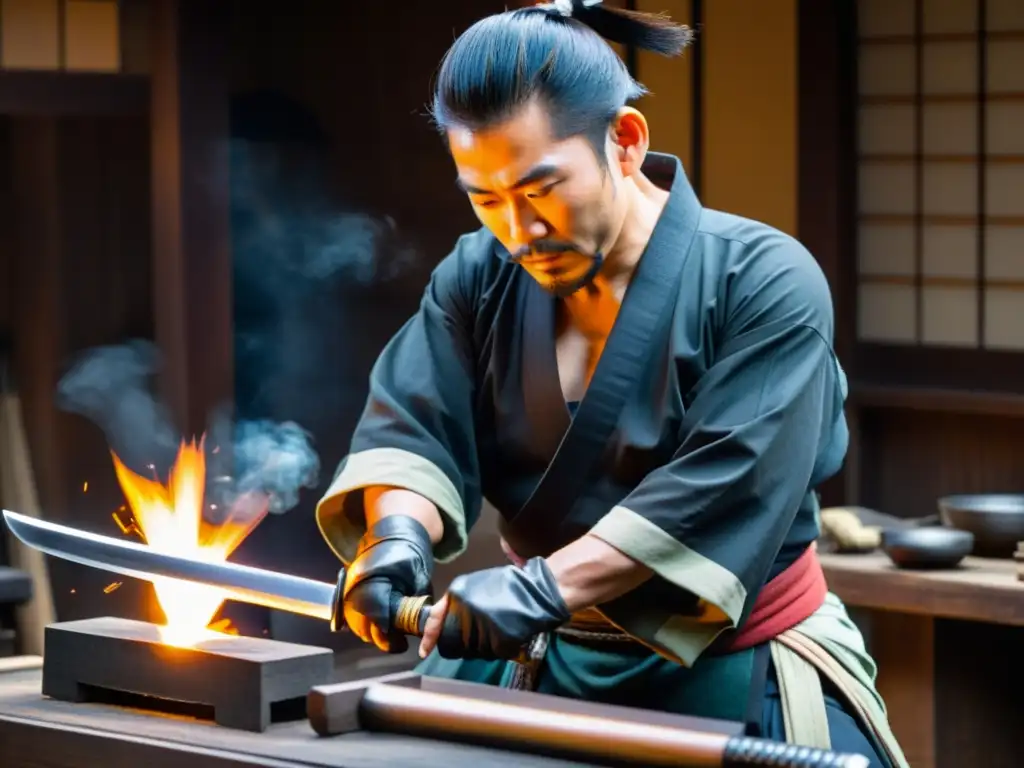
(608, 107, 650, 177)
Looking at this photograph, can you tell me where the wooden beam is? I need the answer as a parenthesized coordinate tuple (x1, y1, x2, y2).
(149, 0, 233, 439)
(796, 0, 858, 507)
(0, 72, 147, 116)
(849, 384, 1024, 418)
(8, 117, 67, 519)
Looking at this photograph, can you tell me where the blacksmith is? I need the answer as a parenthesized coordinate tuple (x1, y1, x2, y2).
(316, 3, 907, 766)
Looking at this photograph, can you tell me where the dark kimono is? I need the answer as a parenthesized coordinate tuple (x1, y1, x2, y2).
(316, 154, 907, 768)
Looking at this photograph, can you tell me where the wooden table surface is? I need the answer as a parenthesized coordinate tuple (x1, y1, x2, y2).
(819, 551, 1024, 625)
(0, 665, 597, 768)
(819, 551, 1024, 768)
(5, 556, 1018, 768)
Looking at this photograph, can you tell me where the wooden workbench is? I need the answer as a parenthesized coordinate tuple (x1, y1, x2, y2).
(821, 551, 1024, 625)
(0, 663, 597, 768)
(3, 555, 1019, 768)
(820, 552, 1024, 768)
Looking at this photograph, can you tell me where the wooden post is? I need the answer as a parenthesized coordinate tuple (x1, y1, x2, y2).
(797, 0, 859, 507)
(8, 117, 67, 520)
(149, 0, 233, 440)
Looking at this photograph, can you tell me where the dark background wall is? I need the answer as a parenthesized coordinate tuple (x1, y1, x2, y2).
(0, 0, 511, 649)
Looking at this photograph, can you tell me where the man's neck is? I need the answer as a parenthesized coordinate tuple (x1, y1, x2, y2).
(572, 171, 671, 310)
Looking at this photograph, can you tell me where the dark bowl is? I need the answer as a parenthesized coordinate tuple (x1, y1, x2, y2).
(880, 527, 975, 570)
(938, 494, 1024, 558)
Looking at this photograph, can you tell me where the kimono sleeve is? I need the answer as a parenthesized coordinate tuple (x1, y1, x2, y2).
(315, 242, 483, 565)
(589, 237, 847, 662)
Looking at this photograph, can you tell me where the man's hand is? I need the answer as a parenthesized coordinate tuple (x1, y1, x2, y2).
(418, 558, 571, 660)
(343, 514, 434, 654)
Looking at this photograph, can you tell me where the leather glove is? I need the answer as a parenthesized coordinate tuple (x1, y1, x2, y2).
(437, 557, 571, 661)
(343, 514, 434, 654)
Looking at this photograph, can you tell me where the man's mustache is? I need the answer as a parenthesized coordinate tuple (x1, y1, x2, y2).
(509, 240, 583, 261)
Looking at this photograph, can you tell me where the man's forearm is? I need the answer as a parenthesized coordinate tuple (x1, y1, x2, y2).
(545, 534, 653, 614)
(363, 486, 445, 545)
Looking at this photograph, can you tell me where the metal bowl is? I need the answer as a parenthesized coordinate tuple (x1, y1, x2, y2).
(880, 527, 974, 570)
(938, 494, 1024, 558)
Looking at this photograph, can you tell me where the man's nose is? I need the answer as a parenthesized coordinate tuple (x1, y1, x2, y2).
(508, 203, 549, 245)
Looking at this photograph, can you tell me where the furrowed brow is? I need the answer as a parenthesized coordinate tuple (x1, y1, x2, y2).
(455, 163, 560, 196)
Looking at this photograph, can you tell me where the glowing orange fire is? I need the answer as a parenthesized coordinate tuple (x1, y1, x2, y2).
(110, 437, 268, 646)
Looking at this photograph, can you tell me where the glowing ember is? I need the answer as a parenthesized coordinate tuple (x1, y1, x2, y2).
(111, 437, 268, 647)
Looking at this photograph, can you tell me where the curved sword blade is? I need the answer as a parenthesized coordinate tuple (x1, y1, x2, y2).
(2, 509, 335, 622)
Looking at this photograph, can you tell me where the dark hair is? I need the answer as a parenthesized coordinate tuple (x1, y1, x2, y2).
(429, 2, 693, 159)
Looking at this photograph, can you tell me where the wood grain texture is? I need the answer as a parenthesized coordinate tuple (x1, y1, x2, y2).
(308, 672, 744, 740)
(0, 669, 597, 768)
(0, 72, 147, 115)
(933, 619, 1024, 768)
(857, 408, 1024, 522)
(821, 552, 1024, 625)
(149, 0, 233, 438)
(41, 617, 333, 732)
(306, 671, 422, 737)
(826, 554, 1024, 766)
(0, 656, 42, 674)
(861, 611, 935, 768)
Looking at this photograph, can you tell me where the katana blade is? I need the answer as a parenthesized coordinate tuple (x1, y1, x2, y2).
(2, 508, 337, 622)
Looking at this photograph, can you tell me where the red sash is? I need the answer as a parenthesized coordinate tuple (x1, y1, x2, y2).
(719, 544, 827, 652)
(500, 538, 827, 650)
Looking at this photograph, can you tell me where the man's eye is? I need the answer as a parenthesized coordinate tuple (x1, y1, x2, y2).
(475, 198, 499, 209)
(527, 185, 555, 200)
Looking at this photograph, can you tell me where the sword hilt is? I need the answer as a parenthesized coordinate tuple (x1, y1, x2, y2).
(389, 593, 433, 636)
(329, 568, 433, 636)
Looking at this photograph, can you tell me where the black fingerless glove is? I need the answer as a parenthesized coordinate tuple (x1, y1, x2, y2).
(342, 514, 434, 653)
(437, 557, 571, 661)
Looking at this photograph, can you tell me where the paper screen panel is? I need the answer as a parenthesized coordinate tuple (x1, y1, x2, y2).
(859, 163, 916, 215)
(985, 290, 1024, 350)
(985, 227, 1024, 281)
(922, 0, 978, 34)
(858, 0, 915, 37)
(922, 41, 977, 96)
(986, 0, 1024, 31)
(922, 225, 978, 278)
(922, 103, 977, 155)
(859, 105, 916, 155)
(858, 284, 917, 343)
(859, 45, 916, 97)
(922, 286, 978, 346)
(986, 103, 1024, 156)
(64, 0, 120, 72)
(986, 165, 1024, 218)
(0, 0, 59, 69)
(987, 40, 1024, 94)
(859, 224, 916, 276)
(922, 163, 978, 216)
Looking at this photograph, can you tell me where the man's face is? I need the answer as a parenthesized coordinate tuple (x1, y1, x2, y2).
(448, 101, 620, 296)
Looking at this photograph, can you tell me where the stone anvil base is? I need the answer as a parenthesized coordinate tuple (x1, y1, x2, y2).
(41, 616, 333, 732)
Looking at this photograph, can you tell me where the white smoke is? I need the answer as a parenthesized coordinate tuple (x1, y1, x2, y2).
(56, 340, 320, 521)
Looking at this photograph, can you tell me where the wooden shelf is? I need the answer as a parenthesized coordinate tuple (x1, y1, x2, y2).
(849, 384, 1024, 417)
(0, 71, 147, 116)
(820, 551, 1024, 627)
